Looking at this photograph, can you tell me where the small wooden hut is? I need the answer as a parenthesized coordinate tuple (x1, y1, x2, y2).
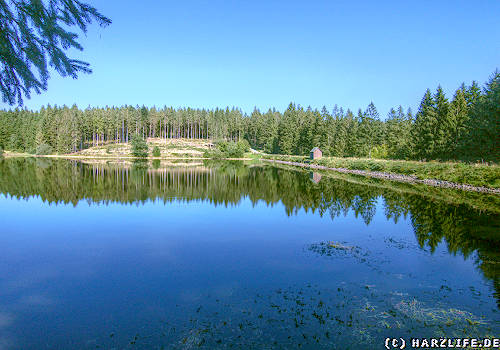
(310, 147, 322, 160)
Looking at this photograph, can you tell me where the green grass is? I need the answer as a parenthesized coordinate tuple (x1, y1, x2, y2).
(269, 161, 500, 213)
(243, 152, 262, 160)
(262, 154, 500, 189)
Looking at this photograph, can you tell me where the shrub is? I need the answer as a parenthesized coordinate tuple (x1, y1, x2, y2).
(371, 145, 388, 159)
(225, 142, 244, 158)
(204, 148, 225, 159)
(152, 146, 161, 157)
(238, 139, 250, 152)
(229, 140, 250, 158)
(130, 135, 148, 158)
(0, 146, 3, 157)
(35, 144, 53, 155)
(205, 140, 247, 159)
(214, 140, 227, 152)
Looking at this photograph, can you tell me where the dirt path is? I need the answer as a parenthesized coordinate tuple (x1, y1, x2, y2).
(263, 159, 500, 194)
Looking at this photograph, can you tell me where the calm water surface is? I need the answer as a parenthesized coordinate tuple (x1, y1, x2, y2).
(0, 158, 499, 349)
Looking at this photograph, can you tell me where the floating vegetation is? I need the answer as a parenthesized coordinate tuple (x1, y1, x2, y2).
(1, 160, 498, 349)
(86, 282, 497, 349)
(308, 241, 361, 257)
(384, 237, 422, 251)
(393, 299, 489, 331)
(307, 240, 392, 273)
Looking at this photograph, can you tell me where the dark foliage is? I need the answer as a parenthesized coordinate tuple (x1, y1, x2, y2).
(0, 71, 497, 162)
(0, 0, 111, 105)
(130, 134, 148, 158)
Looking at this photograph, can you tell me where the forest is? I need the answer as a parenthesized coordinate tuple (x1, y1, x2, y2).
(0, 71, 498, 162)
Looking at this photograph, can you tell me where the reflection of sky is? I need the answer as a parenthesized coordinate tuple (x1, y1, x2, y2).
(0, 195, 495, 349)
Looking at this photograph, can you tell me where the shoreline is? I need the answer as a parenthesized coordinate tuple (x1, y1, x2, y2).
(3, 152, 498, 194)
(1, 152, 254, 161)
(263, 159, 500, 195)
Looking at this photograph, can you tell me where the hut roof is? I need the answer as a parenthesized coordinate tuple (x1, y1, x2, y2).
(310, 147, 321, 152)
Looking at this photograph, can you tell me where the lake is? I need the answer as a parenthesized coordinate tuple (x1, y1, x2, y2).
(0, 158, 498, 349)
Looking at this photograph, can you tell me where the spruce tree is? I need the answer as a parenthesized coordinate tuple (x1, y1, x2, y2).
(385, 108, 400, 158)
(433, 86, 451, 158)
(403, 107, 414, 158)
(344, 109, 358, 157)
(464, 81, 482, 108)
(358, 102, 380, 158)
(277, 103, 298, 155)
(463, 71, 500, 162)
(0, 71, 496, 161)
(0, 0, 111, 105)
(448, 88, 469, 158)
(131, 134, 148, 158)
(412, 89, 438, 160)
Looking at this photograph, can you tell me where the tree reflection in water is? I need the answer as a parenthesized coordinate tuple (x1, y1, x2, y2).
(0, 157, 498, 348)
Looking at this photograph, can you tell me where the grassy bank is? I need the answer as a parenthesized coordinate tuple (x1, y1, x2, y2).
(75, 138, 211, 158)
(262, 154, 500, 189)
(267, 161, 500, 213)
(1, 138, 259, 162)
(3, 138, 498, 189)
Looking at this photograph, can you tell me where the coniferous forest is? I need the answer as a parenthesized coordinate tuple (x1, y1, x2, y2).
(0, 72, 498, 162)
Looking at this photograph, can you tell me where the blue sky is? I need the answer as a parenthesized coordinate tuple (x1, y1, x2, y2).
(3, 0, 499, 118)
